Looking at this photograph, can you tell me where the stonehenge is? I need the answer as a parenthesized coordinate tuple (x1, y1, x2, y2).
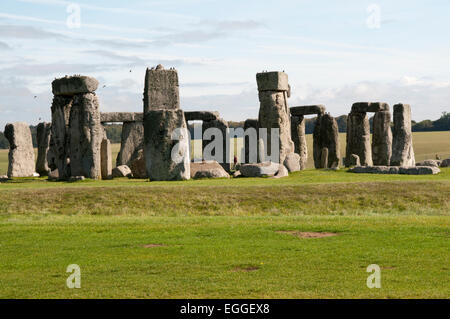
(3, 66, 428, 181)
(4, 122, 36, 178)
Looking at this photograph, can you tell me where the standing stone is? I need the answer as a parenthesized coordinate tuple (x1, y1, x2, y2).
(36, 122, 51, 176)
(291, 115, 307, 170)
(314, 113, 340, 168)
(129, 149, 147, 179)
(144, 109, 190, 181)
(68, 93, 102, 179)
(101, 138, 112, 180)
(116, 121, 145, 176)
(283, 152, 301, 172)
(372, 110, 392, 166)
(391, 104, 415, 166)
(202, 118, 230, 172)
(143, 64, 179, 113)
(346, 111, 373, 167)
(4, 122, 35, 178)
(257, 72, 294, 164)
(243, 119, 258, 164)
(50, 95, 73, 179)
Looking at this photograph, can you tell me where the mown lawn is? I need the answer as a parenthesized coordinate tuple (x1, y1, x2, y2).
(0, 169, 449, 298)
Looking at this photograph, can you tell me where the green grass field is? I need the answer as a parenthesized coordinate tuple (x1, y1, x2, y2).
(0, 131, 449, 298)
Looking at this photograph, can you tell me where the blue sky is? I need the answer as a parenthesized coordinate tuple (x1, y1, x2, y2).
(1, 0, 449, 129)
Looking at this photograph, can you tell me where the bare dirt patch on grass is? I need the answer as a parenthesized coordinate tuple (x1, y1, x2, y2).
(277, 231, 338, 238)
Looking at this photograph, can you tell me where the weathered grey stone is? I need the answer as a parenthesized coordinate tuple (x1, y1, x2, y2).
(144, 109, 190, 181)
(0, 175, 9, 181)
(372, 110, 392, 166)
(345, 112, 373, 167)
(240, 162, 280, 177)
(273, 164, 289, 179)
(291, 115, 307, 170)
(4, 122, 36, 178)
(190, 161, 230, 179)
(184, 111, 220, 122)
(351, 102, 389, 113)
(283, 152, 301, 172)
(48, 169, 59, 181)
(101, 138, 112, 180)
(50, 95, 73, 179)
(100, 112, 143, 123)
(112, 165, 132, 178)
(116, 121, 144, 172)
(129, 149, 147, 179)
(349, 165, 439, 175)
(399, 166, 440, 175)
(257, 89, 294, 164)
(415, 159, 440, 167)
(232, 170, 242, 178)
(243, 119, 258, 164)
(68, 93, 102, 179)
(36, 122, 51, 176)
(391, 104, 415, 166)
(347, 154, 361, 167)
(256, 71, 289, 91)
(290, 105, 326, 116)
(52, 75, 99, 96)
(314, 113, 340, 169)
(320, 148, 329, 169)
(440, 158, 450, 167)
(202, 118, 230, 172)
(143, 65, 179, 113)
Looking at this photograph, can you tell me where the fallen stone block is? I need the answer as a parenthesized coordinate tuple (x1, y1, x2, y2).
(240, 162, 280, 177)
(190, 161, 230, 179)
(349, 165, 439, 175)
(52, 75, 99, 96)
(272, 164, 289, 179)
(416, 159, 441, 167)
(283, 153, 301, 172)
(440, 158, 450, 167)
(112, 165, 133, 178)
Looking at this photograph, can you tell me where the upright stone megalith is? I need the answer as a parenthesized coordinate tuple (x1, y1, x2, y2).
(346, 110, 372, 167)
(116, 121, 144, 168)
(391, 103, 415, 166)
(68, 93, 102, 179)
(313, 113, 340, 169)
(372, 110, 392, 165)
(243, 119, 258, 164)
(256, 71, 294, 163)
(101, 138, 112, 180)
(143, 64, 180, 113)
(144, 109, 190, 181)
(4, 122, 35, 178)
(36, 122, 51, 176)
(291, 115, 307, 170)
(50, 75, 102, 180)
(202, 118, 230, 172)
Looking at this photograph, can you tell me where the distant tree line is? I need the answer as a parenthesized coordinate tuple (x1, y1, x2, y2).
(0, 112, 449, 149)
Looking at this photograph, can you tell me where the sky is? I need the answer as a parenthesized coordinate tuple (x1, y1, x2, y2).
(0, 0, 449, 129)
